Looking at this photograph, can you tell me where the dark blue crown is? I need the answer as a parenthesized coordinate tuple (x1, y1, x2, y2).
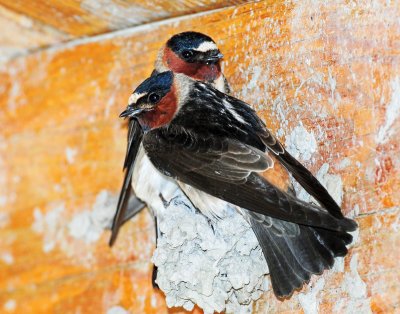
(167, 31, 215, 53)
(134, 71, 174, 94)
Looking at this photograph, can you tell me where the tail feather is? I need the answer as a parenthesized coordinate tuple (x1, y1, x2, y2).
(262, 232, 309, 296)
(312, 228, 351, 257)
(249, 215, 352, 298)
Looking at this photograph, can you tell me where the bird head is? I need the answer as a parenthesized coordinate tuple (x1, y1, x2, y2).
(156, 31, 224, 82)
(120, 71, 186, 131)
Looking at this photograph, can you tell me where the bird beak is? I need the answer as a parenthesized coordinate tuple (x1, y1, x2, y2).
(119, 106, 144, 118)
(204, 50, 224, 63)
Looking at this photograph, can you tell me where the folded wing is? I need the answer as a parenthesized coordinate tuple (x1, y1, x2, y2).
(258, 128, 344, 219)
(144, 127, 356, 233)
(110, 119, 145, 246)
(187, 83, 345, 219)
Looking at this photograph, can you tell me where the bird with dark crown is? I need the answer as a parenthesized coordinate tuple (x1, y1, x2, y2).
(110, 32, 228, 247)
(119, 70, 357, 298)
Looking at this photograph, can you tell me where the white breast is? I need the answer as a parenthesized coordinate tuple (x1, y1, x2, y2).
(132, 144, 181, 216)
(134, 144, 241, 223)
(213, 74, 227, 93)
(178, 182, 240, 222)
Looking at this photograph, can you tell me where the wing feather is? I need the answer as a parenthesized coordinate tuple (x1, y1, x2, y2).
(257, 129, 344, 219)
(203, 88, 345, 219)
(143, 127, 356, 232)
(110, 119, 145, 246)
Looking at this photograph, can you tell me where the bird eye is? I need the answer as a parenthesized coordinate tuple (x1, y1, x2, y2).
(181, 49, 194, 59)
(148, 92, 161, 104)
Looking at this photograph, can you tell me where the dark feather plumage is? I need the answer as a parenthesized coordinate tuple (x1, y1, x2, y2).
(248, 210, 351, 297)
(144, 128, 355, 232)
(111, 35, 228, 245)
(109, 119, 145, 246)
(138, 75, 357, 297)
(185, 82, 345, 218)
(258, 131, 344, 219)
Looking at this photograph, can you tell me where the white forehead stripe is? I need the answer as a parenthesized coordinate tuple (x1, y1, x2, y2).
(128, 92, 147, 105)
(194, 41, 218, 52)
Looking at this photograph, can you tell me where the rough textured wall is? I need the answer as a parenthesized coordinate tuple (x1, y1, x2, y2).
(0, 0, 250, 61)
(0, 0, 399, 313)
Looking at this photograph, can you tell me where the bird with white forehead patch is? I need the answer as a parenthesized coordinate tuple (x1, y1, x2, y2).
(112, 32, 348, 246)
(112, 31, 356, 296)
(110, 32, 229, 289)
(110, 32, 228, 248)
(154, 31, 229, 92)
(120, 71, 357, 298)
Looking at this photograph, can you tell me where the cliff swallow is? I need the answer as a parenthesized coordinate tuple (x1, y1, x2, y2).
(110, 32, 227, 246)
(120, 71, 357, 298)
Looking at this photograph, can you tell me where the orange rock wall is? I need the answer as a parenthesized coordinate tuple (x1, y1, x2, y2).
(0, 1, 399, 313)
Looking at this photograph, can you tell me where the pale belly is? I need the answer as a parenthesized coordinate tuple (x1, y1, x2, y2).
(134, 143, 241, 223)
(132, 144, 181, 216)
(178, 182, 240, 222)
